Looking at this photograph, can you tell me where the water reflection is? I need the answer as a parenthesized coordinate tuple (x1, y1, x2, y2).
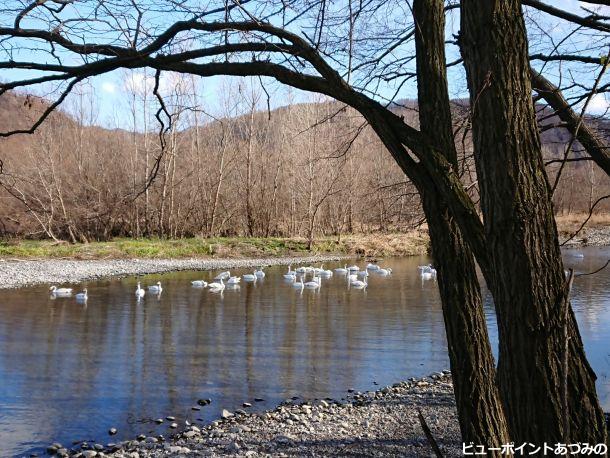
(0, 248, 608, 456)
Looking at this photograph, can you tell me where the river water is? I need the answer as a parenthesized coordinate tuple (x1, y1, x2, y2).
(0, 247, 608, 456)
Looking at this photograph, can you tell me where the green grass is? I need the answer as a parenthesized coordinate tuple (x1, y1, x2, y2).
(0, 233, 430, 260)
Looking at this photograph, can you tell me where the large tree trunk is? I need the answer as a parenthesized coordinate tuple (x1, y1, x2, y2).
(412, 0, 510, 447)
(460, 0, 606, 445)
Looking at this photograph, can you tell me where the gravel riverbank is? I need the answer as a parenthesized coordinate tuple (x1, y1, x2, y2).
(43, 372, 461, 458)
(0, 255, 349, 290)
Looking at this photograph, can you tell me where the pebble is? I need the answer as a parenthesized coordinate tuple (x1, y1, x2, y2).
(45, 372, 460, 457)
(0, 256, 345, 290)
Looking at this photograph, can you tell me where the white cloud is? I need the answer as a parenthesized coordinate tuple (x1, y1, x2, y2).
(101, 81, 117, 94)
(585, 93, 610, 115)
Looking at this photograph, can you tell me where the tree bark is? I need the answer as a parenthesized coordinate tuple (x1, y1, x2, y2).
(460, 0, 606, 445)
(412, 0, 510, 448)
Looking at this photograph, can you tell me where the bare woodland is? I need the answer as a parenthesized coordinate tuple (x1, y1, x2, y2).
(0, 86, 606, 242)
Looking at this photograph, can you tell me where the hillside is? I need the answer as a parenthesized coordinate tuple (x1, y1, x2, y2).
(0, 90, 608, 241)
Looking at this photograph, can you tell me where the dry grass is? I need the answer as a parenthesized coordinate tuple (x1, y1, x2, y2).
(555, 212, 610, 233)
(0, 233, 430, 260)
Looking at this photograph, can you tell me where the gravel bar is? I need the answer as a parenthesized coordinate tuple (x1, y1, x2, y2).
(0, 255, 349, 290)
(43, 372, 461, 457)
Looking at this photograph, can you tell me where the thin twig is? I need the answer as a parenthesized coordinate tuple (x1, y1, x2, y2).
(417, 409, 443, 458)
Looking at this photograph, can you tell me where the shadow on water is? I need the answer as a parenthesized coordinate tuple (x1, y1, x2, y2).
(0, 248, 608, 455)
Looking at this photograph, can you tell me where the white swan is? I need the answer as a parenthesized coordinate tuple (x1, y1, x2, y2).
(215, 271, 230, 280)
(351, 277, 367, 289)
(283, 265, 297, 280)
(242, 272, 257, 282)
(227, 276, 241, 285)
(377, 268, 393, 276)
(421, 271, 434, 280)
(304, 276, 321, 289)
(135, 283, 145, 298)
(348, 273, 358, 282)
(192, 280, 208, 287)
(208, 278, 225, 291)
(148, 281, 163, 293)
(348, 265, 360, 272)
(254, 267, 266, 278)
(319, 268, 333, 277)
(291, 276, 304, 290)
(366, 263, 380, 270)
(313, 264, 326, 275)
(357, 270, 369, 277)
(49, 285, 73, 295)
(75, 288, 88, 301)
(334, 265, 348, 274)
(296, 266, 314, 274)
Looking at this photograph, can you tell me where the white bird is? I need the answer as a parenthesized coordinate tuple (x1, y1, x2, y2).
(49, 285, 73, 295)
(348, 273, 358, 282)
(135, 283, 145, 298)
(366, 263, 380, 270)
(313, 264, 325, 275)
(377, 268, 393, 276)
(296, 266, 314, 274)
(208, 278, 225, 291)
(242, 272, 257, 282)
(215, 271, 230, 280)
(334, 265, 348, 274)
(291, 276, 304, 290)
(304, 276, 321, 289)
(255, 267, 266, 278)
(348, 265, 360, 272)
(283, 265, 297, 280)
(358, 270, 369, 277)
(148, 281, 163, 293)
(319, 268, 333, 277)
(227, 276, 241, 285)
(421, 271, 434, 280)
(350, 277, 367, 289)
(191, 280, 208, 287)
(75, 288, 88, 301)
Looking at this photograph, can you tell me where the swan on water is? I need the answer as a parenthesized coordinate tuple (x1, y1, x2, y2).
(255, 267, 266, 278)
(215, 271, 230, 280)
(283, 265, 297, 280)
(208, 278, 225, 291)
(49, 286, 73, 295)
(75, 288, 88, 301)
(242, 272, 257, 282)
(350, 277, 367, 289)
(148, 281, 163, 293)
(366, 263, 380, 270)
(334, 265, 348, 274)
(191, 280, 208, 287)
(348, 265, 360, 272)
(304, 276, 321, 289)
(291, 276, 304, 290)
(135, 283, 145, 298)
(377, 268, 392, 276)
(227, 276, 241, 285)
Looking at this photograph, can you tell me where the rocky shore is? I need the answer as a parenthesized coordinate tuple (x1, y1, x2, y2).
(0, 255, 348, 290)
(42, 372, 461, 457)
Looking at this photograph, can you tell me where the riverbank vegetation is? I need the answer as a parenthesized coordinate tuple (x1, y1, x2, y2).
(0, 232, 429, 259)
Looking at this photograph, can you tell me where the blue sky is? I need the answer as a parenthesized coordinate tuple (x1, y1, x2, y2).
(2, 0, 609, 128)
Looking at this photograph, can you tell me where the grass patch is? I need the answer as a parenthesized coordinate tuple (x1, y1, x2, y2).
(0, 232, 430, 260)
